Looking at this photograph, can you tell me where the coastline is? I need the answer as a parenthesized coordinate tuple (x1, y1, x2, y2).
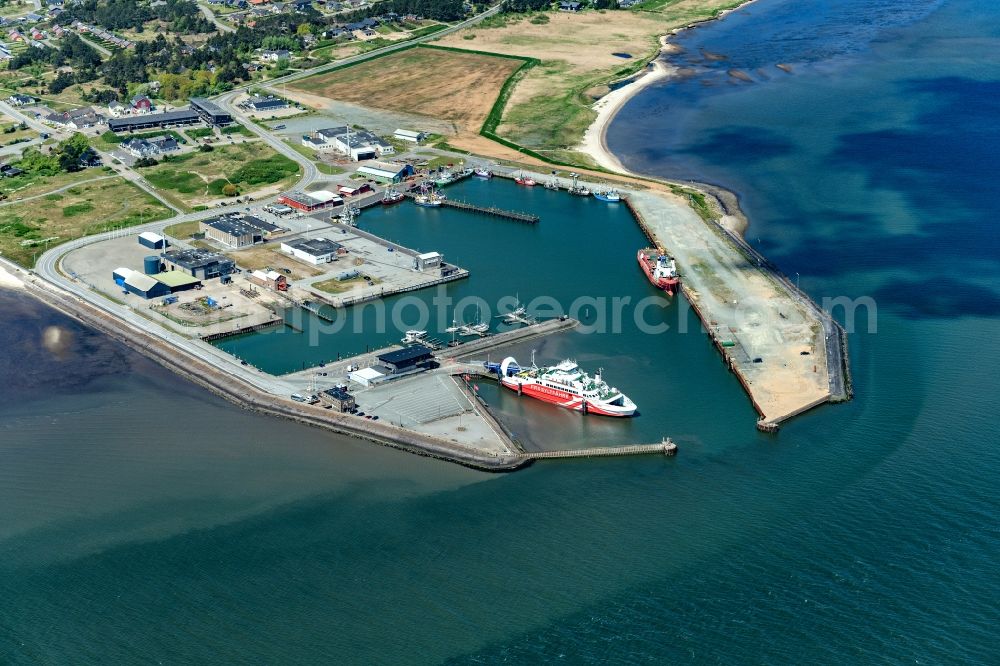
(577, 0, 760, 177)
(578, 47, 676, 173)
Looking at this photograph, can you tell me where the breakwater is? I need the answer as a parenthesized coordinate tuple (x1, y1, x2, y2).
(12, 267, 527, 472)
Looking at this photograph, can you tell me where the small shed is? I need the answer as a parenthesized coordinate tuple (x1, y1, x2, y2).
(138, 231, 167, 250)
(413, 251, 442, 271)
(249, 269, 288, 291)
(393, 129, 426, 143)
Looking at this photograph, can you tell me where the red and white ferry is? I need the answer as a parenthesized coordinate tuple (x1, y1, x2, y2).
(496, 356, 636, 417)
(637, 248, 680, 295)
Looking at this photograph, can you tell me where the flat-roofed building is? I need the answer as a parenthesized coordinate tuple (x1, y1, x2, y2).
(108, 109, 200, 133)
(161, 248, 235, 279)
(281, 237, 342, 264)
(138, 231, 167, 249)
(413, 251, 442, 271)
(189, 97, 233, 126)
(302, 126, 393, 161)
(201, 216, 262, 248)
(349, 366, 385, 387)
(155, 269, 202, 292)
(377, 345, 434, 374)
(277, 190, 342, 212)
(321, 387, 356, 412)
(245, 95, 288, 112)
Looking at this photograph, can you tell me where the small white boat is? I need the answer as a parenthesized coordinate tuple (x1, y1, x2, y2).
(401, 330, 427, 343)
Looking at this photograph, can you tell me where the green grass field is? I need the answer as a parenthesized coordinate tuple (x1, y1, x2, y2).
(141, 143, 300, 208)
(0, 177, 172, 266)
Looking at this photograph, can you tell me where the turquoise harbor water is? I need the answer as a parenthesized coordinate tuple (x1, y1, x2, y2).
(3, 0, 1000, 662)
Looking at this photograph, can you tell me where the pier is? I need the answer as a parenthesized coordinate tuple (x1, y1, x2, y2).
(438, 198, 539, 223)
(404, 192, 539, 223)
(436, 316, 579, 360)
(512, 440, 677, 460)
(200, 318, 283, 341)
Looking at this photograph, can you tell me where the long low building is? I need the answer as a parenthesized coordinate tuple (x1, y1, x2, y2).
(189, 97, 233, 126)
(107, 109, 200, 133)
(112, 267, 201, 299)
(356, 161, 414, 184)
(200, 215, 279, 248)
(161, 248, 235, 279)
(277, 190, 342, 212)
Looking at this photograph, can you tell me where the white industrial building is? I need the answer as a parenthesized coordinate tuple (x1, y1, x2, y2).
(393, 129, 427, 143)
(301, 126, 394, 161)
(349, 366, 386, 387)
(280, 237, 343, 265)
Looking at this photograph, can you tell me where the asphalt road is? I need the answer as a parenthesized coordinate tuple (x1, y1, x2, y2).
(26, 2, 504, 398)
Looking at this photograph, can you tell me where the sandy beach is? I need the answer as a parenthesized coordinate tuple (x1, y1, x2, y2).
(578, 54, 675, 173)
(0, 263, 25, 290)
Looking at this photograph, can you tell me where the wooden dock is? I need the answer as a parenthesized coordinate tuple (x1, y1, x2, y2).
(439, 198, 539, 223)
(201, 318, 283, 342)
(513, 439, 677, 460)
(404, 193, 539, 223)
(300, 300, 335, 322)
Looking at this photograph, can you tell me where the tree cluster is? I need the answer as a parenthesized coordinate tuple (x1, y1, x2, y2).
(16, 133, 93, 175)
(56, 0, 213, 34)
(10, 34, 102, 88)
(339, 0, 467, 23)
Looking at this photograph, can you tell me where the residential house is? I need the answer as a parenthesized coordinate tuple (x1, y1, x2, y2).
(131, 94, 153, 114)
(121, 135, 179, 159)
(46, 107, 104, 130)
(7, 94, 35, 106)
(260, 49, 290, 62)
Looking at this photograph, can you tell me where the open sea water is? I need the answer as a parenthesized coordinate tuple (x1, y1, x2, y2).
(2, 0, 1000, 662)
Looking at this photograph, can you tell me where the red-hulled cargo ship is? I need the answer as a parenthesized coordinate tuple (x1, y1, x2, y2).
(638, 248, 680, 295)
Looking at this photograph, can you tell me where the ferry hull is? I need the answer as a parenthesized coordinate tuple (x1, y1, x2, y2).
(500, 378, 636, 417)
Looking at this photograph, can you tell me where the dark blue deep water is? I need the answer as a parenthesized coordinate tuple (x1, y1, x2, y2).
(2, 0, 999, 662)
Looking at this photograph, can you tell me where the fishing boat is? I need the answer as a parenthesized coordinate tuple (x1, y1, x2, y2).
(473, 167, 492, 179)
(515, 172, 537, 186)
(401, 330, 427, 343)
(413, 192, 444, 207)
(594, 189, 622, 203)
(637, 248, 680, 295)
(381, 189, 404, 205)
(434, 171, 455, 186)
(567, 173, 591, 196)
(488, 356, 637, 417)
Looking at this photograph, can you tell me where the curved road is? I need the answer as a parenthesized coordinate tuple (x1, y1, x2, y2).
(29, 3, 506, 398)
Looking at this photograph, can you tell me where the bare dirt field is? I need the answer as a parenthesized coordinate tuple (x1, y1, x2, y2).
(286, 47, 524, 135)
